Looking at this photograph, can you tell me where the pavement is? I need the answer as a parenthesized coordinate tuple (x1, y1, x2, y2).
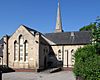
(2, 71, 75, 80)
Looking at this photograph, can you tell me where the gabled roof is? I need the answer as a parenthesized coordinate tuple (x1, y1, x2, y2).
(45, 31, 92, 45)
(22, 25, 42, 36)
(23, 25, 37, 33)
(9, 25, 41, 39)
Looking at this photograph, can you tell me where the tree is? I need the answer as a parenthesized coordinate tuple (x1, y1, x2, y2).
(74, 17, 100, 79)
(80, 23, 96, 31)
(73, 45, 100, 80)
(92, 17, 100, 54)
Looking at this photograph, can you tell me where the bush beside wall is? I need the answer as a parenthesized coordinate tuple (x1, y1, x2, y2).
(73, 45, 100, 80)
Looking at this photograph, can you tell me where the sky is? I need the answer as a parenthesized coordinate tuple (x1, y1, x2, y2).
(0, 0, 100, 38)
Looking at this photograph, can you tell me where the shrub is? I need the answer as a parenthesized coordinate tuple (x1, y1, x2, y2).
(73, 45, 100, 80)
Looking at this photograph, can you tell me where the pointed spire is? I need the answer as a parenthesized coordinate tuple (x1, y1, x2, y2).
(55, 0, 63, 33)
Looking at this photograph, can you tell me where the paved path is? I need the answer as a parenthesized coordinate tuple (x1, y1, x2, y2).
(2, 71, 75, 80)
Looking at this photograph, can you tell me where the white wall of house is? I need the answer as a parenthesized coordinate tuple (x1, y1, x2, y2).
(51, 45, 84, 68)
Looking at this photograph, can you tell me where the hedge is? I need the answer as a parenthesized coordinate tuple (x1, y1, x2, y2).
(73, 45, 100, 80)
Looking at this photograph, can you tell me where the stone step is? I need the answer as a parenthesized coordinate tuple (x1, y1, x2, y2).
(49, 67, 62, 73)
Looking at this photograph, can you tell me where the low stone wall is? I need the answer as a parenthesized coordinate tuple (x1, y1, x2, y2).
(63, 67, 73, 71)
(13, 69, 36, 72)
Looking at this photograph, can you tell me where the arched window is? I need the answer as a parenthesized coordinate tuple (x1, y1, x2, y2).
(43, 47, 48, 55)
(58, 49, 62, 60)
(14, 41, 18, 61)
(19, 35, 24, 61)
(71, 49, 75, 66)
(24, 40, 28, 61)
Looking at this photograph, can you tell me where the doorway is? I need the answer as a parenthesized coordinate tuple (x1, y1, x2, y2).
(44, 56, 47, 69)
(63, 50, 69, 67)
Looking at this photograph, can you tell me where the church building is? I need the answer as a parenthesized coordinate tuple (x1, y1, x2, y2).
(0, 1, 91, 71)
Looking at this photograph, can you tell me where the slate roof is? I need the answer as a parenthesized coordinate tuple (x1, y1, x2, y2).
(24, 25, 37, 32)
(23, 25, 42, 35)
(45, 31, 92, 45)
(0, 38, 3, 57)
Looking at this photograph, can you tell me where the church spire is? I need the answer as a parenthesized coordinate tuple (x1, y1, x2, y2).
(55, 0, 63, 33)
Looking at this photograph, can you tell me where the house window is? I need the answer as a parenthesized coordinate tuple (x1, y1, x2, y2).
(43, 48, 47, 55)
(43, 49, 45, 54)
(71, 49, 75, 66)
(46, 49, 48, 53)
(25, 41, 28, 61)
(19, 35, 24, 61)
(14, 41, 18, 61)
(58, 49, 62, 60)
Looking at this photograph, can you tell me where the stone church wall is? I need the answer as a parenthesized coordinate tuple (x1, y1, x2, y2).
(38, 35, 49, 70)
(51, 45, 84, 68)
(8, 26, 40, 70)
